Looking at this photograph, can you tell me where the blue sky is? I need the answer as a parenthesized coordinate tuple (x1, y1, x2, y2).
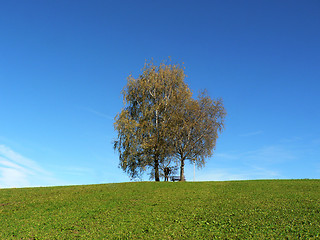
(1, 0, 319, 188)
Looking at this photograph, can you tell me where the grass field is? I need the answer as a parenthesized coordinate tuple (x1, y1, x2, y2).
(0, 179, 319, 239)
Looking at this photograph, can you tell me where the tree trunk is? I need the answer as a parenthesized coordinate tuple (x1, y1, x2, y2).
(180, 158, 185, 181)
(154, 108, 160, 182)
(154, 156, 160, 181)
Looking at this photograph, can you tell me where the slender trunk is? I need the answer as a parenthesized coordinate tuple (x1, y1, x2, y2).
(180, 157, 185, 181)
(154, 155, 160, 181)
(154, 108, 160, 182)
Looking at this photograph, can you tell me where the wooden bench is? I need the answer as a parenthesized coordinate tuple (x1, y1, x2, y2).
(170, 176, 185, 182)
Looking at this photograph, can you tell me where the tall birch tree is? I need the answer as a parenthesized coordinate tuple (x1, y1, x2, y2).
(169, 91, 226, 181)
(113, 60, 192, 181)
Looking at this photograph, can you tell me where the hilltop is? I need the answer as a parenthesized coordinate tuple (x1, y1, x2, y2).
(1, 180, 319, 239)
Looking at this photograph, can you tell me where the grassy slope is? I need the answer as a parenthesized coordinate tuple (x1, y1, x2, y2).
(0, 180, 319, 239)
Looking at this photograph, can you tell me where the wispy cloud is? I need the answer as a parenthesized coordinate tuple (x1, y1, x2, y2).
(279, 136, 303, 143)
(0, 167, 30, 188)
(0, 145, 57, 188)
(0, 145, 49, 175)
(216, 145, 296, 165)
(205, 144, 297, 181)
(195, 166, 282, 182)
(244, 145, 296, 165)
(195, 169, 248, 181)
(239, 131, 263, 137)
(83, 108, 114, 120)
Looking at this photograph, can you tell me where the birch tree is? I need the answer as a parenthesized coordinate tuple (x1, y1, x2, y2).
(170, 91, 226, 181)
(113, 60, 192, 181)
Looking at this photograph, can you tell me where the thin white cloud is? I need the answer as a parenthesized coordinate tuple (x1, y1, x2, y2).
(244, 145, 296, 164)
(249, 166, 281, 178)
(0, 157, 34, 176)
(216, 145, 296, 165)
(195, 167, 281, 182)
(195, 169, 247, 181)
(204, 144, 296, 181)
(0, 145, 49, 175)
(279, 136, 303, 143)
(83, 107, 114, 120)
(0, 145, 56, 188)
(0, 167, 29, 188)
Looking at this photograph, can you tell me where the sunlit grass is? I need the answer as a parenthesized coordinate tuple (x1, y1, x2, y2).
(1, 179, 319, 239)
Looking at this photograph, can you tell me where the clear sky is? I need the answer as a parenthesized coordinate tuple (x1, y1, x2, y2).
(1, 0, 319, 188)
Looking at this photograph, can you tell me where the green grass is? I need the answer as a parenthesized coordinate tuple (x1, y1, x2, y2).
(1, 179, 320, 239)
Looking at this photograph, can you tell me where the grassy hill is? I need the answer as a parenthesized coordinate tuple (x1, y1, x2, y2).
(1, 179, 319, 239)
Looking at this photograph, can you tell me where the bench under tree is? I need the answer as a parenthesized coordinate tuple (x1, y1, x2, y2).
(170, 176, 185, 182)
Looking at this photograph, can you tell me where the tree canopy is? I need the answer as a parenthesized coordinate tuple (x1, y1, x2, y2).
(113, 60, 226, 181)
(169, 90, 226, 180)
